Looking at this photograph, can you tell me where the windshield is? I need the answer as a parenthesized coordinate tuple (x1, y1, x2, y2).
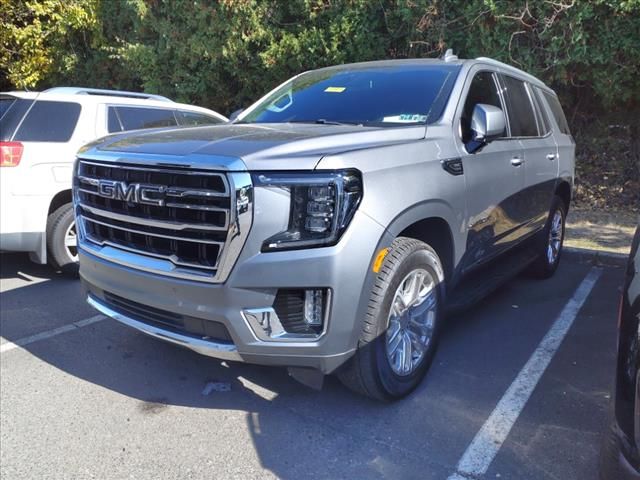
(240, 63, 461, 127)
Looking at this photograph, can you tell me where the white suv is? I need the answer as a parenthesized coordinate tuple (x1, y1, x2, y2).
(0, 87, 227, 270)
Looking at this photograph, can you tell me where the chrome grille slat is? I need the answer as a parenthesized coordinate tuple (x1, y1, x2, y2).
(83, 234, 219, 271)
(74, 159, 236, 280)
(79, 176, 228, 200)
(165, 187, 229, 199)
(79, 203, 227, 231)
(82, 216, 225, 246)
(164, 202, 227, 212)
(78, 176, 99, 186)
(78, 159, 231, 184)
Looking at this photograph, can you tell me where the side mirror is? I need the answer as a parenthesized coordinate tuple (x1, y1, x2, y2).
(470, 104, 505, 144)
(229, 108, 244, 122)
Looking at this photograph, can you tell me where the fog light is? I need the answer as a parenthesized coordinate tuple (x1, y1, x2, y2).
(304, 289, 324, 326)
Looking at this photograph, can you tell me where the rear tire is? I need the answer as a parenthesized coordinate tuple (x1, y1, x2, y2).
(46, 203, 79, 272)
(599, 421, 628, 480)
(338, 237, 444, 402)
(529, 195, 566, 279)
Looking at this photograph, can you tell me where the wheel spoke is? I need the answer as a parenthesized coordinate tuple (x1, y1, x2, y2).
(404, 271, 423, 306)
(402, 333, 412, 374)
(391, 297, 404, 317)
(387, 325, 403, 357)
(410, 290, 436, 317)
(409, 313, 433, 336)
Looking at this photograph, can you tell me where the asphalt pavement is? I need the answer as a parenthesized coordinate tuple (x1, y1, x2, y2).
(0, 252, 624, 479)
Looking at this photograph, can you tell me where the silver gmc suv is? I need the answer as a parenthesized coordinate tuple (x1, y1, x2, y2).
(74, 55, 575, 401)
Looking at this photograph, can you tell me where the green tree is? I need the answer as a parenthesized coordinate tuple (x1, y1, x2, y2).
(0, 0, 98, 90)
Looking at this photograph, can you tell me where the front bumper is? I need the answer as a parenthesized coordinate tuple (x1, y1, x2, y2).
(87, 294, 242, 361)
(80, 209, 388, 373)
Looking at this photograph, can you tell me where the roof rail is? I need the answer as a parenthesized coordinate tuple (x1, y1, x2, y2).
(442, 49, 459, 62)
(474, 57, 546, 87)
(42, 87, 173, 102)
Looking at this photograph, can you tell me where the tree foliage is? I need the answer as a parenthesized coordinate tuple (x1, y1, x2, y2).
(2, 0, 639, 117)
(0, 0, 640, 115)
(1, 1, 639, 209)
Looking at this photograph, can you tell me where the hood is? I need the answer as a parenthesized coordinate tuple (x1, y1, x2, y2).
(91, 123, 426, 171)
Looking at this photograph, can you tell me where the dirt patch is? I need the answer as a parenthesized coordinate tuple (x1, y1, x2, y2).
(138, 398, 169, 415)
(565, 207, 638, 255)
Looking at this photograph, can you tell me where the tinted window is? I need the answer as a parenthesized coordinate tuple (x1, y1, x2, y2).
(501, 76, 538, 137)
(107, 107, 121, 132)
(108, 106, 177, 133)
(13, 101, 81, 142)
(531, 88, 550, 135)
(241, 65, 461, 126)
(541, 90, 571, 135)
(0, 98, 33, 141)
(176, 111, 223, 126)
(460, 71, 504, 143)
(0, 98, 16, 120)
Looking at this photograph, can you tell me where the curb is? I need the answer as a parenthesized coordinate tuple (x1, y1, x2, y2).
(564, 247, 629, 267)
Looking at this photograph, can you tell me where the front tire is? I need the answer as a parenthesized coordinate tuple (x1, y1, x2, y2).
(46, 203, 79, 271)
(338, 237, 444, 401)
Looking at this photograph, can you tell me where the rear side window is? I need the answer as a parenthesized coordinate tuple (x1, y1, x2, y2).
(541, 90, 571, 135)
(176, 110, 223, 126)
(0, 98, 17, 120)
(530, 88, 550, 136)
(501, 75, 538, 137)
(13, 101, 81, 142)
(460, 71, 504, 144)
(108, 106, 177, 133)
(0, 98, 34, 141)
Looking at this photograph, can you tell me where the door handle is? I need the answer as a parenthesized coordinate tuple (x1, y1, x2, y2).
(510, 157, 523, 167)
(546, 153, 557, 161)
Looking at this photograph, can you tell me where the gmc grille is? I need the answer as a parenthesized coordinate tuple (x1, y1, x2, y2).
(73, 159, 252, 282)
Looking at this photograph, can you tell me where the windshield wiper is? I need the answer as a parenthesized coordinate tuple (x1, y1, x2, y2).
(315, 119, 362, 126)
(286, 119, 362, 126)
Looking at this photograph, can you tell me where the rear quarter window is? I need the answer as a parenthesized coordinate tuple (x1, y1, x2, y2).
(176, 110, 223, 126)
(0, 98, 17, 120)
(108, 106, 178, 133)
(13, 101, 81, 142)
(541, 90, 571, 135)
(0, 98, 35, 141)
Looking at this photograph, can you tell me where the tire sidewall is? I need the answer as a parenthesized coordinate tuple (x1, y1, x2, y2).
(373, 247, 444, 398)
(543, 198, 567, 275)
(47, 204, 77, 269)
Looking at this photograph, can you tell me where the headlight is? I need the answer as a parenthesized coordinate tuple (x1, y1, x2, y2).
(253, 170, 362, 251)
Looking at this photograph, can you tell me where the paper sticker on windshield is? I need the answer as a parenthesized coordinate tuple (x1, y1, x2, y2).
(383, 114, 428, 123)
(324, 87, 346, 93)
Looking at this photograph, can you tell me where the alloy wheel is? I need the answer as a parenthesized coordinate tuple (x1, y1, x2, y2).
(385, 268, 438, 376)
(64, 221, 79, 262)
(547, 209, 563, 265)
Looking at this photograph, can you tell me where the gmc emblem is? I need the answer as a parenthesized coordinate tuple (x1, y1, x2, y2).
(97, 180, 165, 207)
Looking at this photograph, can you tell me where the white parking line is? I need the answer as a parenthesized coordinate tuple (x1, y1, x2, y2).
(0, 314, 106, 354)
(448, 266, 603, 480)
